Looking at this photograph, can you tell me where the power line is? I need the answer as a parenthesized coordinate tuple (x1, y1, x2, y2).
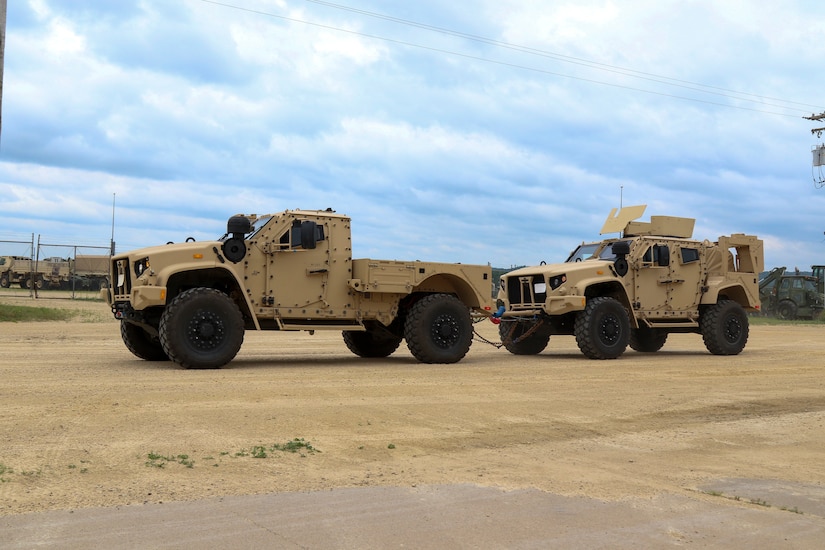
(198, 0, 820, 117)
(301, 0, 822, 113)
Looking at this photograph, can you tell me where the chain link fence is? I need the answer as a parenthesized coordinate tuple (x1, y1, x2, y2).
(0, 236, 111, 300)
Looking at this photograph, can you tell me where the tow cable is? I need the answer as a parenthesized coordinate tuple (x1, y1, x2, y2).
(472, 318, 505, 349)
(471, 307, 546, 350)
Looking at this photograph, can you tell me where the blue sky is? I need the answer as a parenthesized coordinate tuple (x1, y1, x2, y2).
(1, 0, 824, 270)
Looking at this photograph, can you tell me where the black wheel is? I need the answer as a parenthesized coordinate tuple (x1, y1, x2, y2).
(0, 274, 9, 288)
(120, 321, 168, 361)
(629, 326, 668, 353)
(159, 288, 245, 369)
(343, 325, 402, 358)
(574, 296, 630, 359)
(404, 293, 472, 364)
(700, 300, 749, 355)
(500, 319, 551, 355)
(776, 300, 797, 320)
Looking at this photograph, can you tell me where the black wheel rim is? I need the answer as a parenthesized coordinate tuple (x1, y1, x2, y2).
(599, 313, 621, 345)
(431, 313, 460, 349)
(186, 309, 226, 351)
(723, 314, 742, 343)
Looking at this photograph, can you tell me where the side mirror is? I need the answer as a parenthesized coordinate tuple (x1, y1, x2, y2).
(656, 245, 670, 267)
(300, 221, 318, 250)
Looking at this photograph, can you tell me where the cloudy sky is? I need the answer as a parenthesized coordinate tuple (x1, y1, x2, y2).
(1, 0, 824, 271)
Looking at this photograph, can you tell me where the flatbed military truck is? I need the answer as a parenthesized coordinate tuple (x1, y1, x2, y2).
(494, 205, 763, 359)
(0, 256, 70, 289)
(104, 209, 492, 369)
(0, 256, 41, 288)
(0, 255, 109, 290)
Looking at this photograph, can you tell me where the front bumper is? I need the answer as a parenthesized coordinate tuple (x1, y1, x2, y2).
(109, 285, 168, 319)
(501, 295, 587, 318)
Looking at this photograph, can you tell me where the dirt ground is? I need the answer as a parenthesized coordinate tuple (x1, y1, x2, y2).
(1, 294, 825, 531)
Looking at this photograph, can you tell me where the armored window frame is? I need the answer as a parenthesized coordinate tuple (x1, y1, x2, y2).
(680, 247, 700, 264)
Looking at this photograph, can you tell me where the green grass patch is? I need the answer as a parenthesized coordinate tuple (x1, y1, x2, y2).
(146, 439, 321, 469)
(0, 304, 74, 322)
(0, 463, 13, 482)
(240, 438, 321, 458)
(145, 452, 194, 469)
(749, 315, 825, 326)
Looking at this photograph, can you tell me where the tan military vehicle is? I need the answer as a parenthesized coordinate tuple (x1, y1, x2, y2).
(494, 205, 763, 359)
(0, 256, 70, 289)
(104, 209, 492, 369)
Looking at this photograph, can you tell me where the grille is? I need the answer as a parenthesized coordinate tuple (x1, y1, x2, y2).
(112, 258, 131, 296)
(506, 274, 546, 307)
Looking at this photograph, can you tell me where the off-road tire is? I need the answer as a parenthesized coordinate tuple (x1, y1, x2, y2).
(404, 293, 472, 364)
(0, 274, 9, 288)
(700, 299, 749, 355)
(159, 288, 245, 369)
(120, 321, 168, 361)
(776, 300, 797, 320)
(343, 327, 402, 358)
(574, 296, 630, 359)
(500, 319, 551, 355)
(629, 326, 668, 353)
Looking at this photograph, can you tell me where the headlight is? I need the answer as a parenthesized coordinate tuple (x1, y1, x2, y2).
(134, 257, 150, 277)
(549, 274, 567, 290)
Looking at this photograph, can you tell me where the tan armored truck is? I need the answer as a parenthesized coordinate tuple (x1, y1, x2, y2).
(494, 205, 763, 359)
(104, 209, 492, 369)
(0, 256, 69, 289)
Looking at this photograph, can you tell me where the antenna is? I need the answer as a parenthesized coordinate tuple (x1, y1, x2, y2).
(110, 193, 116, 255)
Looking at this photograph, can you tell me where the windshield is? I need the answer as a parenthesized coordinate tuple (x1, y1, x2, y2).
(566, 241, 625, 262)
(220, 215, 272, 241)
(566, 243, 600, 262)
(249, 215, 272, 238)
(598, 244, 620, 260)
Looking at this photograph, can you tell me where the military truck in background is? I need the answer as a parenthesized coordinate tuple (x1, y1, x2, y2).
(759, 266, 823, 319)
(0, 256, 47, 289)
(104, 208, 492, 369)
(494, 205, 763, 359)
(0, 254, 109, 290)
(71, 255, 111, 290)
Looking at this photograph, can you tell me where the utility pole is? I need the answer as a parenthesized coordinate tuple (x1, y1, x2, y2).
(805, 111, 825, 187)
(0, 0, 6, 145)
(804, 111, 825, 138)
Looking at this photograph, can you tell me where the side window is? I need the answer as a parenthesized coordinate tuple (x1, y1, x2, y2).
(792, 279, 803, 290)
(680, 247, 700, 264)
(779, 279, 790, 292)
(278, 230, 291, 248)
(641, 244, 670, 267)
(277, 220, 326, 250)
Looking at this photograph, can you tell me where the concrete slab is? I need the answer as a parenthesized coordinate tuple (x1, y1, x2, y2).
(3, 484, 825, 549)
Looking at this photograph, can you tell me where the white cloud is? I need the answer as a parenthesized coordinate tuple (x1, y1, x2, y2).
(1, 0, 825, 270)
